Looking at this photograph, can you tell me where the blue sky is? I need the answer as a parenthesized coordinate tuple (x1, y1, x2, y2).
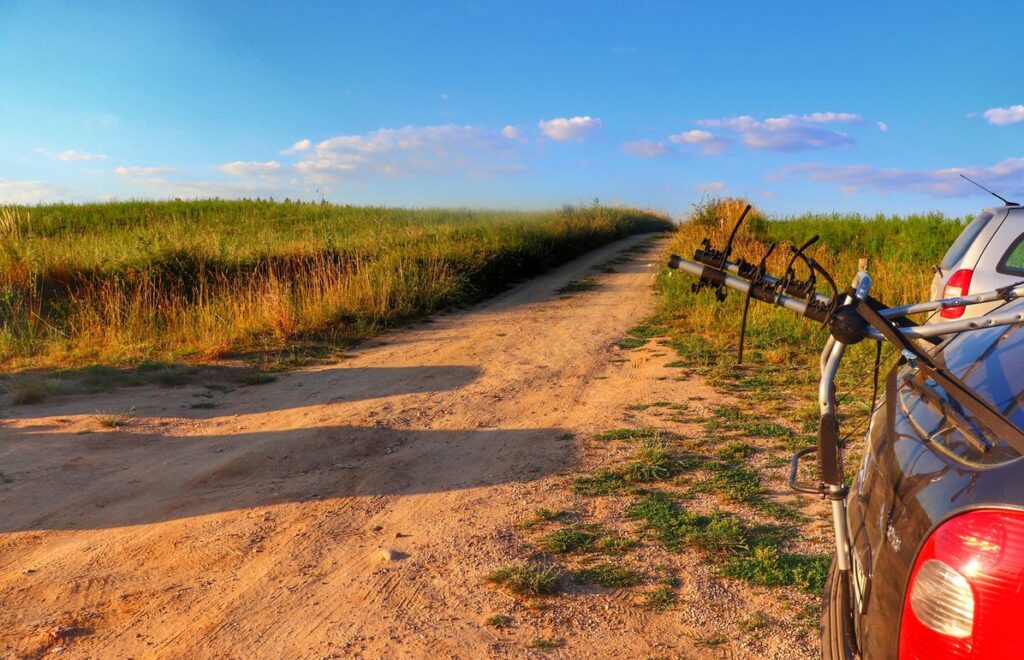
(2, 0, 1023, 217)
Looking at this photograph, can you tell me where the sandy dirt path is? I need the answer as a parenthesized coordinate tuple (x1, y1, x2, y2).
(0, 234, 728, 658)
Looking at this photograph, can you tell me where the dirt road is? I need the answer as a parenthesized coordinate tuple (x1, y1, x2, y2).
(1, 235, 736, 658)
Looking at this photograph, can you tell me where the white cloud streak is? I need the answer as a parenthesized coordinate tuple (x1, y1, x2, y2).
(621, 139, 671, 158)
(698, 112, 863, 152)
(0, 179, 62, 203)
(983, 105, 1024, 126)
(294, 124, 525, 183)
(667, 129, 731, 155)
(696, 181, 725, 193)
(219, 161, 283, 177)
(281, 138, 312, 155)
(114, 165, 177, 176)
(57, 149, 109, 162)
(776, 157, 1024, 198)
(537, 116, 603, 142)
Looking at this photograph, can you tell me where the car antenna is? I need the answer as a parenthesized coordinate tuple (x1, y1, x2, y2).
(959, 174, 1019, 206)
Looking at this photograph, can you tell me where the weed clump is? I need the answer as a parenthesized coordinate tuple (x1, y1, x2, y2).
(574, 563, 642, 588)
(541, 528, 597, 554)
(486, 563, 561, 596)
(721, 546, 830, 592)
(572, 468, 627, 496)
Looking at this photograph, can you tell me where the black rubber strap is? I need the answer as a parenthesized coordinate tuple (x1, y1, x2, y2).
(819, 412, 843, 486)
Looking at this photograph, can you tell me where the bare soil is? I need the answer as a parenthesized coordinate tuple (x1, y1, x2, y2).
(0, 235, 822, 658)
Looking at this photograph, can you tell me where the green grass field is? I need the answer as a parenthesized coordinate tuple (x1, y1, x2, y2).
(0, 200, 671, 369)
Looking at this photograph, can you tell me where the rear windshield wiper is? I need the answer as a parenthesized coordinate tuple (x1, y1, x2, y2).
(904, 374, 991, 452)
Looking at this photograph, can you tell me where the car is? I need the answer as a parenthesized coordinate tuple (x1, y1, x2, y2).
(823, 299, 1024, 659)
(930, 203, 1024, 321)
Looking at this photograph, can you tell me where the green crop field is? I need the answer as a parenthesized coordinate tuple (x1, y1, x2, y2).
(0, 200, 671, 369)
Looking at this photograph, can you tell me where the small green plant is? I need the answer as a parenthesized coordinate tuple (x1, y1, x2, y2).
(722, 546, 831, 592)
(527, 637, 565, 651)
(694, 632, 729, 648)
(574, 563, 642, 588)
(706, 462, 765, 504)
(623, 439, 675, 483)
(485, 614, 512, 628)
(722, 545, 830, 592)
(572, 468, 626, 496)
(597, 535, 638, 555)
(738, 611, 771, 633)
(744, 421, 795, 440)
(597, 427, 664, 441)
(520, 507, 567, 528)
(641, 586, 677, 610)
(626, 491, 749, 555)
(717, 440, 755, 461)
(625, 321, 667, 340)
(486, 563, 561, 596)
(617, 336, 648, 350)
(541, 528, 596, 554)
(95, 409, 134, 429)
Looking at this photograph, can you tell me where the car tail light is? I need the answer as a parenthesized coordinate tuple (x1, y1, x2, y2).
(899, 509, 1024, 659)
(940, 269, 973, 319)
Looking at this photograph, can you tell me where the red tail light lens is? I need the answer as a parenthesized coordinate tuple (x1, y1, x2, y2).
(940, 269, 973, 319)
(899, 509, 1024, 659)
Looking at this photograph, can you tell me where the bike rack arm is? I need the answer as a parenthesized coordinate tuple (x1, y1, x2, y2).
(667, 255, 1024, 340)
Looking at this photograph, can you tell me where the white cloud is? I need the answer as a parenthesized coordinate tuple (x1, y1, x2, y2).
(697, 112, 863, 152)
(668, 129, 731, 155)
(57, 149, 109, 162)
(877, 121, 889, 133)
(219, 161, 283, 177)
(983, 105, 1024, 126)
(114, 165, 176, 176)
(0, 179, 61, 203)
(621, 139, 670, 158)
(803, 112, 862, 123)
(501, 125, 525, 142)
(537, 116, 603, 142)
(776, 157, 1024, 198)
(294, 124, 525, 183)
(116, 175, 290, 199)
(696, 181, 725, 193)
(281, 138, 312, 155)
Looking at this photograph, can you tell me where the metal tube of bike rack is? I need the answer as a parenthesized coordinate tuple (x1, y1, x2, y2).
(818, 271, 871, 573)
(720, 256, 1024, 318)
(669, 256, 1024, 341)
(884, 287, 1024, 317)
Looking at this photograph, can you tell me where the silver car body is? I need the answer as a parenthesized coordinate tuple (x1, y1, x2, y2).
(930, 205, 1024, 320)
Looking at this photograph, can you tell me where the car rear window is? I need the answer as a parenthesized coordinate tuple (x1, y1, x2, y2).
(998, 234, 1024, 275)
(940, 211, 993, 271)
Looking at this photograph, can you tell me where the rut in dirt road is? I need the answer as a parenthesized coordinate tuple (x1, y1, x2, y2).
(1, 234, 724, 658)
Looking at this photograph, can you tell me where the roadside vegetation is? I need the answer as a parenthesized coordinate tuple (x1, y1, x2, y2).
(657, 197, 966, 441)
(0, 200, 670, 371)
(484, 198, 967, 653)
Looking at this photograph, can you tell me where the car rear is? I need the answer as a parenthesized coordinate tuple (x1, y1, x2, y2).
(930, 206, 1024, 320)
(829, 302, 1024, 658)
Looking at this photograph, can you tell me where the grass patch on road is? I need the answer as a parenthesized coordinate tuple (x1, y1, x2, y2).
(487, 563, 561, 596)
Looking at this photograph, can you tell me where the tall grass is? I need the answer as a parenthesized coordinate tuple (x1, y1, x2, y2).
(0, 200, 671, 368)
(657, 198, 969, 432)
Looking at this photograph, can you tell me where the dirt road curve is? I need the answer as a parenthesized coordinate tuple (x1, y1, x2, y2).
(1, 234, 723, 658)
